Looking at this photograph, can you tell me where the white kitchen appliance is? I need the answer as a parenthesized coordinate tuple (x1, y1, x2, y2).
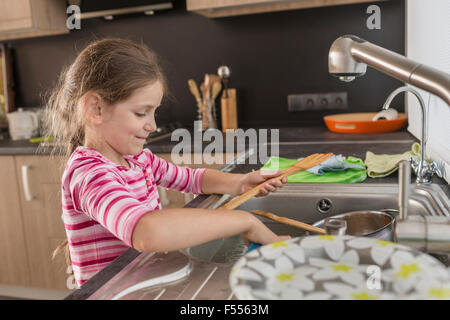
(6, 108, 39, 140)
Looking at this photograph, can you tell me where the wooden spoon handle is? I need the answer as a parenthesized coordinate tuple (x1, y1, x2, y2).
(219, 175, 285, 210)
(251, 210, 326, 235)
(218, 152, 333, 210)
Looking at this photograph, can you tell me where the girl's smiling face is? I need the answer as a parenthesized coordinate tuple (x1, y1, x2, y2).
(99, 80, 164, 159)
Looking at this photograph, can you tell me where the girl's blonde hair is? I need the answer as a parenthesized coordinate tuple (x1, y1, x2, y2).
(42, 38, 167, 269)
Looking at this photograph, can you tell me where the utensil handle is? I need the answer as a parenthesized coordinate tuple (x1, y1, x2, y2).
(252, 210, 326, 235)
(21, 165, 34, 201)
(219, 175, 286, 210)
(219, 153, 332, 210)
(247, 242, 262, 252)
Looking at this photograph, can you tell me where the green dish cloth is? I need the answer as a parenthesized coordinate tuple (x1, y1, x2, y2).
(260, 156, 367, 183)
(364, 142, 421, 178)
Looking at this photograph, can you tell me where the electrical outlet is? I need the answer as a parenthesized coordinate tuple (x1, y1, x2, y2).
(288, 92, 348, 111)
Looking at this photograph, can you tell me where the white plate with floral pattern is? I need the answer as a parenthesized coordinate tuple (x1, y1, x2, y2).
(229, 235, 450, 300)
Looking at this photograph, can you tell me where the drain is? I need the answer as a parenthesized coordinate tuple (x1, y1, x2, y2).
(316, 198, 332, 214)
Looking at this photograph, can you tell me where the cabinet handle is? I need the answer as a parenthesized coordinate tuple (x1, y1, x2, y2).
(21, 165, 35, 201)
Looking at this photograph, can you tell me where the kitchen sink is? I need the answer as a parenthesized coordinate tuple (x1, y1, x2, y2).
(88, 183, 449, 300)
(184, 183, 449, 264)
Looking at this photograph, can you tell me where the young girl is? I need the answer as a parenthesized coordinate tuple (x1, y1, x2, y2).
(45, 38, 288, 287)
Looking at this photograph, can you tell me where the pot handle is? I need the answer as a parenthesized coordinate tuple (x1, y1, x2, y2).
(380, 209, 399, 217)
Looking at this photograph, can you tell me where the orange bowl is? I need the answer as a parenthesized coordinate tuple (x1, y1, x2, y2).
(323, 112, 408, 134)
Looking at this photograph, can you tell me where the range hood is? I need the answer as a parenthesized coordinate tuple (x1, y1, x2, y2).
(67, 0, 173, 20)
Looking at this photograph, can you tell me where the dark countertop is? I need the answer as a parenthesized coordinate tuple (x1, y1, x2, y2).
(0, 125, 417, 155)
(5, 126, 442, 300)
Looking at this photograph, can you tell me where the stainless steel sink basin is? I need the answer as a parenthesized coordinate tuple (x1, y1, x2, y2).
(89, 183, 449, 300)
(184, 183, 449, 264)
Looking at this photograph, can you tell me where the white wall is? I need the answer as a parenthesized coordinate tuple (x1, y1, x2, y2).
(406, 0, 450, 184)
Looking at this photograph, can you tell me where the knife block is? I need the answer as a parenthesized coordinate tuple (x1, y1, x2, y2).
(220, 88, 237, 132)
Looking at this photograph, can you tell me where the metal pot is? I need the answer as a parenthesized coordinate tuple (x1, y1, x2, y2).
(312, 209, 398, 241)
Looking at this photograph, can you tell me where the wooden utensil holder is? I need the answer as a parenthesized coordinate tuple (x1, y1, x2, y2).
(220, 88, 237, 132)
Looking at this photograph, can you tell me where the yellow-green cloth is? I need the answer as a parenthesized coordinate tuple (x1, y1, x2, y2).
(260, 156, 367, 183)
(364, 142, 420, 178)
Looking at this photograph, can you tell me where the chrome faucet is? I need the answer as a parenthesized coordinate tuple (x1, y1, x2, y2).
(395, 160, 450, 254)
(382, 86, 442, 184)
(328, 35, 450, 105)
(328, 35, 449, 183)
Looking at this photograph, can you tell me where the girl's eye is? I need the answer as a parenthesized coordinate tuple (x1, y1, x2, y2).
(135, 112, 146, 117)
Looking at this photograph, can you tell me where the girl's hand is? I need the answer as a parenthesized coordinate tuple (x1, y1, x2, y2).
(240, 213, 291, 246)
(238, 169, 288, 197)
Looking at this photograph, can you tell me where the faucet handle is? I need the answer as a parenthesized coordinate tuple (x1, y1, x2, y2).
(411, 157, 443, 184)
(409, 155, 420, 171)
(430, 160, 443, 178)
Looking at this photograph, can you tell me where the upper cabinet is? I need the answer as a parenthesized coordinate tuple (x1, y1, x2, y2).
(187, 0, 387, 18)
(0, 0, 68, 41)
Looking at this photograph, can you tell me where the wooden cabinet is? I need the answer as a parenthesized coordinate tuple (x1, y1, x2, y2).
(0, 0, 68, 41)
(0, 156, 31, 286)
(187, 0, 387, 18)
(0, 154, 70, 292)
(14, 155, 69, 290)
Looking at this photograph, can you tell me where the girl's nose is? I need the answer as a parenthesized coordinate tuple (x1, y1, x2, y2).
(143, 114, 157, 132)
(144, 121, 157, 133)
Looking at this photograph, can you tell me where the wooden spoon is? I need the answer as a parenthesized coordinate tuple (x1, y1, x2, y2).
(204, 74, 212, 101)
(188, 79, 203, 121)
(208, 74, 222, 86)
(218, 152, 333, 210)
(188, 79, 202, 105)
(251, 210, 326, 235)
(199, 81, 209, 130)
(212, 81, 222, 100)
(203, 74, 216, 128)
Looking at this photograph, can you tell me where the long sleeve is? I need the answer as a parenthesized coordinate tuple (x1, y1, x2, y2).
(144, 149, 206, 194)
(69, 163, 151, 248)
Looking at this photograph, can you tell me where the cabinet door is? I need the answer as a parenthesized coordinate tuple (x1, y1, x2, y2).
(187, 0, 385, 18)
(0, 0, 68, 41)
(0, 156, 31, 286)
(156, 153, 235, 208)
(0, 0, 33, 32)
(14, 155, 71, 291)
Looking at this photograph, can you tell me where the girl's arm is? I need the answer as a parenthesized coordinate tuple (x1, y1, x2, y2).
(131, 208, 282, 252)
(201, 168, 288, 196)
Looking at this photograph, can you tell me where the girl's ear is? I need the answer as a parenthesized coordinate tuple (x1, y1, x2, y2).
(82, 92, 103, 125)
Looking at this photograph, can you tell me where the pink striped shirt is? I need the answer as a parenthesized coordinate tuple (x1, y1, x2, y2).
(61, 146, 206, 286)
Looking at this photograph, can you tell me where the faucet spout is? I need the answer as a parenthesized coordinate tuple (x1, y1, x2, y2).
(328, 35, 450, 106)
(329, 35, 447, 184)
